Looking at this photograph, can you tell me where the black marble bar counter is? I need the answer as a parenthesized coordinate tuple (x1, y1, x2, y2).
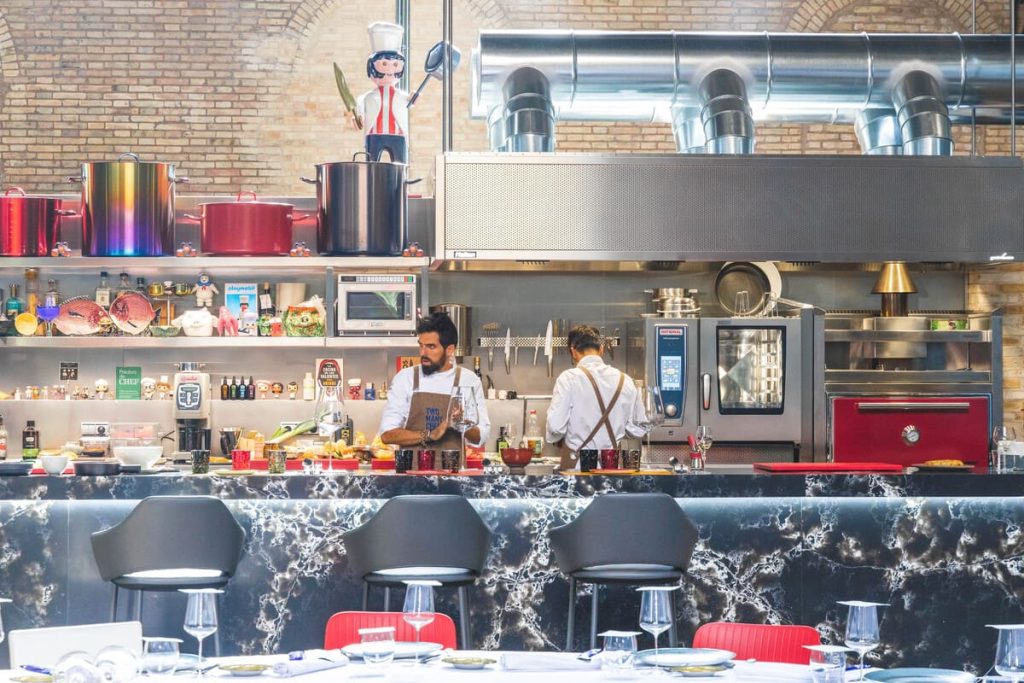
(1, 470, 1022, 673)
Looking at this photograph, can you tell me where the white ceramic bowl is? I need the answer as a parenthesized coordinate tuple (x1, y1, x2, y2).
(112, 446, 163, 469)
(39, 454, 69, 475)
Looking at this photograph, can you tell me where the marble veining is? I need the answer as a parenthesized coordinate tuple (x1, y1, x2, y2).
(0, 472, 1018, 672)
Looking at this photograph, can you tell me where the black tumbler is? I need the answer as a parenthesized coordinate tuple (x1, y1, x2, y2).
(579, 449, 599, 472)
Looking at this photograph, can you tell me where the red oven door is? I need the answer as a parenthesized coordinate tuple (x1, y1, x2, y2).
(831, 396, 990, 471)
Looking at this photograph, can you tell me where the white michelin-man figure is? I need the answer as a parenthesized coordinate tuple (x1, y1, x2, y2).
(194, 273, 219, 309)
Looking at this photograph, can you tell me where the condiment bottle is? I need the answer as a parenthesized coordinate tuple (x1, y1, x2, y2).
(21, 419, 39, 460)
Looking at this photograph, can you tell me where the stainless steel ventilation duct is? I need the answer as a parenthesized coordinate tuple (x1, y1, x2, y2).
(699, 68, 755, 153)
(854, 109, 903, 155)
(473, 31, 1024, 154)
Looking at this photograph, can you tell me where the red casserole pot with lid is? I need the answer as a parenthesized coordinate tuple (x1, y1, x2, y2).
(188, 191, 314, 256)
(0, 187, 76, 256)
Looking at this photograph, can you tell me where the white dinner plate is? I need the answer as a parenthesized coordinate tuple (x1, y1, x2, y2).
(635, 648, 736, 668)
(864, 669, 976, 683)
(341, 641, 442, 660)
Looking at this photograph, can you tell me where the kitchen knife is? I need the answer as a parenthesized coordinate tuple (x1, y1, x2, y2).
(544, 320, 554, 377)
(332, 63, 363, 129)
(533, 334, 542, 366)
(504, 328, 512, 374)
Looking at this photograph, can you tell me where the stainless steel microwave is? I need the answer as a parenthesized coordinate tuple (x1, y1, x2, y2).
(336, 274, 418, 334)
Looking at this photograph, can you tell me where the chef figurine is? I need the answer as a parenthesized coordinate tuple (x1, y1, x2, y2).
(94, 378, 109, 401)
(194, 273, 219, 309)
(351, 22, 409, 164)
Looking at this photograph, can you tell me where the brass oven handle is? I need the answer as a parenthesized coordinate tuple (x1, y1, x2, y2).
(856, 402, 970, 412)
(701, 373, 711, 411)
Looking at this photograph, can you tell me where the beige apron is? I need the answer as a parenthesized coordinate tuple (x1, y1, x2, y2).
(405, 366, 464, 468)
(558, 367, 627, 471)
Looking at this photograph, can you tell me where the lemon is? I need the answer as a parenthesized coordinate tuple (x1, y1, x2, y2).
(14, 312, 38, 336)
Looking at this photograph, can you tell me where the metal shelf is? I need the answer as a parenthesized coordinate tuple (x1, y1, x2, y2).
(325, 336, 419, 348)
(0, 256, 430, 273)
(825, 370, 992, 383)
(1, 336, 416, 349)
(476, 336, 621, 349)
(824, 330, 991, 343)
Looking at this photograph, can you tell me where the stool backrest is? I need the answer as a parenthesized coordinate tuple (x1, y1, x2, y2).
(342, 495, 491, 577)
(90, 496, 245, 581)
(549, 493, 698, 573)
(324, 611, 457, 649)
(9, 621, 142, 668)
(692, 622, 822, 664)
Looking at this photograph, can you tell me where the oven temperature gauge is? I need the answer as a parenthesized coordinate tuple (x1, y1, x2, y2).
(901, 425, 920, 446)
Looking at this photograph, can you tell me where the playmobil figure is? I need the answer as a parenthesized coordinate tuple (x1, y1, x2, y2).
(352, 22, 409, 163)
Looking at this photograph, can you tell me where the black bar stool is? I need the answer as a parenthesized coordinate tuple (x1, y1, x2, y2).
(549, 492, 699, 651)
(91, 495, 245, 655)
(342, 495, 491, 649)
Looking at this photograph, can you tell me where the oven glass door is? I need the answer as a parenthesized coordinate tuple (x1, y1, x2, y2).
(716, 325, 786, 414)
(344, 291, 408, 321)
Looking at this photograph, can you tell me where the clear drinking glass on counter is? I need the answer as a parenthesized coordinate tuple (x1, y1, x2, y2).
(142, 637, 182, 675)
(358, 626, 396, 671)
(993, 426, 1017, 472)
(598, 630, 639, 674)
(805, 645, 850, 683)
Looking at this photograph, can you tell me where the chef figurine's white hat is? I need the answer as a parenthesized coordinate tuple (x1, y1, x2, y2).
(368, 21, 404, 54)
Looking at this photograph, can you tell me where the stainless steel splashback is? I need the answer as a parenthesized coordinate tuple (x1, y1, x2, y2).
(436, 153, 1024, 263)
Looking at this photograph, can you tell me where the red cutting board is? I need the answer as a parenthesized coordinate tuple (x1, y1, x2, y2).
(753, 462, 905, 473)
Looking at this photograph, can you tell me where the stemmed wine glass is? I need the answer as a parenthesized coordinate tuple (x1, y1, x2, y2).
(635, 385, 665, 463)
(315, 383, 346, 473)
(696, 425, 713, 467)
(447, 386, 479, 467)
(36, 306, 60, 337)
(402, 580, 437, 665)
(638, 586, 674, 658)
(839, 601, 884, 681)
(181, 588, 220, 677)
(990, 624, 1024, 683)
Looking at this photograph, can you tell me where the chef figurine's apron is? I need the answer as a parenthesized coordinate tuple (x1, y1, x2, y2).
(405, 366, 464, 468)
(558, 367, 626, 471)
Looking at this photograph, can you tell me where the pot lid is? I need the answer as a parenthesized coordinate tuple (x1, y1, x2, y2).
(199, 190, 294, 208)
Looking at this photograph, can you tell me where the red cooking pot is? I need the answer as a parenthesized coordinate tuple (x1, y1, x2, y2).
(187, 191, 314, 256)
(0, 187, 76, 256)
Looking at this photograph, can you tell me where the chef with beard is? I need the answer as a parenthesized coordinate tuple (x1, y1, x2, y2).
(380, 312, 490, 451)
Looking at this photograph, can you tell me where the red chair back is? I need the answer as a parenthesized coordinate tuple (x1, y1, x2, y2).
(692, 622, 821, 665)
(324, 611, 458, 649)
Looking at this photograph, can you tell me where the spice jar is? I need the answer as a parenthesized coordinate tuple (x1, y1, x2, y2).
(347, 378, 362, 401)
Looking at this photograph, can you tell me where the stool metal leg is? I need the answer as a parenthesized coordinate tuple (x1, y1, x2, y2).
(134, 590, 143, 624)
(590, 583, 599, 651)
(111, 585, 120, 622)
(214, 593, 222, 656)
(457, 585, 470, 649)
(383, 586, 390, 612)
(362, 583, 369, 611)
(566, 576, 576, 651)
(668, 589, 677, 648)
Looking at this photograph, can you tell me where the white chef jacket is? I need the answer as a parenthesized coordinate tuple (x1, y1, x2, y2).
(357, 85, 409, 136)
(379, 364, 491, 446)
(546, 355, 647, 451)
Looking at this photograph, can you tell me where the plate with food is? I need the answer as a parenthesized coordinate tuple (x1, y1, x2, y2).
(217, 663, 271, 677)
(910, 459, 975, 472)
(11, 675, 53, 683)
(108, 291, 156, 335)
(667, 664, 731, 677)
(441, 656, 497, 670)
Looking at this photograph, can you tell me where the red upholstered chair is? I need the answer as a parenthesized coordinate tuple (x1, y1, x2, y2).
(324, 611, 458, 649)
(692, 622, 822, 665)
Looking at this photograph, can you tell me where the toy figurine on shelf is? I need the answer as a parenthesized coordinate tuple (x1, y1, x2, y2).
(175, 241, 198, 257)
(141, 377, 156, 400)
(347, 22, 410, 164)
(287, 381, 299, 400)
(288, 241, 312, 257)
(194, 273, 219, 308)
(402, 241, 426, 257)
(271, 382, 284, 399)
(94, 379, 109, 401)
(217, 306, 239, 336)
(50, 241, 71, 257)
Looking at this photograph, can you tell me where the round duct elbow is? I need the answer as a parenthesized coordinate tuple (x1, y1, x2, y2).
(855, 109, 903, 155)
(501, 67, 556, 153)
(891, 71, 953, 155)
(698, 69, 756, 154)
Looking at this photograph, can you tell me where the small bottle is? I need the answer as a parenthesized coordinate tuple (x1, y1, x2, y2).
(24, 268, 39, 315)
(95, 271, 112, 307)
(220, 377, 229, 401)
(302, 372, 315, 401)
(379, 381, 388, 400)
(0, 413, 7, 460)
(44, 279, 59, 308)
(473, 356, 482, 379)
(246, 376, 256, 401)
(4, 284, 24, 319)
(524, 409, 544, 456)
(229, 376, 239, 401)
(115, 272, 132, 297)
(495, 425, 510, 454)
(21, 419, 39, 460)
(364, 382, 376, 401)
(135, 277, 147, 294)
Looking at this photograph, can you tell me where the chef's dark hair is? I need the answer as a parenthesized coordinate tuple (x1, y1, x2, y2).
(417, 312, 458, 349)
(366, 50, 406, 79)
(568, 325, 603, 353)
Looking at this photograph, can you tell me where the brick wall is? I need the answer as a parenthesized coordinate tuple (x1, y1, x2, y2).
(0, 0, 1021, 418)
